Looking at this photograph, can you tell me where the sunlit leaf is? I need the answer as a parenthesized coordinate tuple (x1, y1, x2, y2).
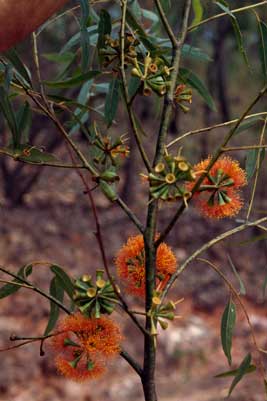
(192, 0, 203, 27)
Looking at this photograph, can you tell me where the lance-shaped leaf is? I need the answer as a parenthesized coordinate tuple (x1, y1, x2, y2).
(44, 277, 64, 335)
(105, 77, 120, 127)
(0, 264, 32, 299)
(215, 0, 249, 68)
(227, 254, 246, 295)
(43, 70, 101, 89)
(79, 0, 91, 71)
(257, 16, 267, 82)
(221, 298, 236, 366)
(50, 265, 74, 300)
(228, 353, 252, 396)
(214, 364, 256, 378)
(4, 48, 32, 87)
(245, 148, 265, 180)
(192, 0, 203, 27)
(179, 68, 216, 111)
(97, 9, 112, 53)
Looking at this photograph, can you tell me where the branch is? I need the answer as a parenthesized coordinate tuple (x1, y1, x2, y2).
(154, 0, 178, 48)
(161, 216, 267, 301)
(120, 349, 143, 376)
(166, 112, 267, 148)
(188, 1, 267, 32)
(0, 266, 71, 314)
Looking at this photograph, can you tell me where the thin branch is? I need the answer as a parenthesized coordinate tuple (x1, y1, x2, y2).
(222, 144, 267, 152)
(161, 216, 267, 302)
(166, 112, 267, 148)
(188, 0, 267, 32)
(0, 266, 71, 314)
(120, 349, 143, 376)
(154, 0, 178, 48)
(116, 197, 145, 233)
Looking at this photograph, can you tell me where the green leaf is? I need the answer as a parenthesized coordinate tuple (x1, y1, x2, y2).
(228, 354, 252, 396)
(50, 265, 74, 299)
(42, 52, 76, 64)
(79, 0, 91, 71)
(16, 102, 32, 144)
(126, 9, 158, 53)
(105, 77, 120, 127)
(97, 9, 112, 52)
(257, 17, 267, 82)
(0, 265, 32, 299)
(43, 70, 101, 89)
(179, 68, 216, 111)
(221, 298, 236, 366)
(182, 44, 211, 62)
(4, 48, 32, 87)
(227, 254, 246, 295)
(215, 0, 236, 19)
(44, 277, 64, 335)
(234, 116, 263, 135)
(192, 0, 203, 27)
(0, 86, 20, 146)
(215, 364, 256, 378)
(245, 148, 265, 180)
(215, 1, 248, 67)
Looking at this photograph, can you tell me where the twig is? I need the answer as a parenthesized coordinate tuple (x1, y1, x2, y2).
(0, 266, 70, 314)
(188, 1, 267, 32)
(120, 349, 143, 376)
(166, 112, 267, 148)
(161, 216, 267, 302)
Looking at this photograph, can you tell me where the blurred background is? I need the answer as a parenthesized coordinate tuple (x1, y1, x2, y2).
(0, 1, 267, 400)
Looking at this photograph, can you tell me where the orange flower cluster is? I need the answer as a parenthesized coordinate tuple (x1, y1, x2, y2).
(189, 156, 247, 219)
(115, 235, 177, 296)
(51, 313, 122, 382)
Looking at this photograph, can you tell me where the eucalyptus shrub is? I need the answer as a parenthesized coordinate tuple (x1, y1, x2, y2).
(0, 1, 267, 400)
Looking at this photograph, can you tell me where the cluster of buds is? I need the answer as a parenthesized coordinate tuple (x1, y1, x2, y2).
(143, 149, 196, 203)
(131, 53, 172, 96)
(174, 84, 192, 113)
(148, 291, 183, 338)
(92, 129, 129, 167)
(73, 270, 119, 318)
(100, 33, 139, 68)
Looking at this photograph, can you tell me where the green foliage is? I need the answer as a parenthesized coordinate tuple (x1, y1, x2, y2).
(221, 298, 236, 366)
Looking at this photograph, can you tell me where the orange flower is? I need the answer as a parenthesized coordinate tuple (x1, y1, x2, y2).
(115, 235, 177, 296)
(188, 156, 247, 219)
(51, 314, 122, 382)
